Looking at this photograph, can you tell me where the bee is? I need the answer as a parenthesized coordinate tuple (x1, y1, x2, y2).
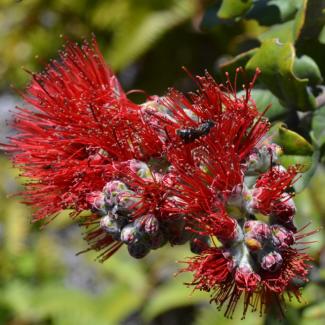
(176, 120, 215, 143)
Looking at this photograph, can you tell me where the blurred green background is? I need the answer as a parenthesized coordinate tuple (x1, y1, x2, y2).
(0, 0, 325, 324)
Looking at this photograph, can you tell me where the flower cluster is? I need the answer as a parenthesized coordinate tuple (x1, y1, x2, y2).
(6, 37, 314, 318)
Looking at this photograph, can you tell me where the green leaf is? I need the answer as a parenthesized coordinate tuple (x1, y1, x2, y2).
(296, 0, 325, 42)
(258, 20, 296, 43)
(293, 0, 308, 41)
(246, 0, 302, 26)
(291, 150, 319, 192)
(319, 24, 325, 43)
(312, 105, 325, 148)
(274, 125, 314, 156)
(270, 123, 317, 192)
(293, 55, 323, 85)
(301, 300, 325, 324)
(246, 38, 317, 111)
(257, 0, 322, 45)
(270, 123, 314, 171)
(217, 0, 253, 20)
(219, 48, 258, 77)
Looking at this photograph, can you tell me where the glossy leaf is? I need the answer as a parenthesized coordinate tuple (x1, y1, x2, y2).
(319, 24, 325, 43)
(258, 20, 296, 43)
(312, 105, 325, 148)
(246, 38, 317, 111)
(274, 125, 313, 156)
(217, 0, 253, 20)
(246, 0, 302, 26)
(270, 123, 317, 192)
(293, 55, 323, 85)
(296, 0, 325, 42)
(219, 48, 258, 78)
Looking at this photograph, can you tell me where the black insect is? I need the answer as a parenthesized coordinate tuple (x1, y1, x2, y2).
(176, 120, 215, 143)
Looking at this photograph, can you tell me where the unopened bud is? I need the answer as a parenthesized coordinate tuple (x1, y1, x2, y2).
(164, 217, 191, 245)
(120, 223, 140, 244)
(271, 225, 295, 249)
(103, 180, 129, 206)
(260, 251, 283, 272)
(128, 241, 151, 259)
(150, 232, 167, 250)
(271, 193, 296, 220)
(245, 238, 262, 251)
(134, 214, 159, 235)
(246, 144, 282, 175)
(87, 191, 107, 215)
(244, 220, 271, 241)
(100, 213, 124, 239)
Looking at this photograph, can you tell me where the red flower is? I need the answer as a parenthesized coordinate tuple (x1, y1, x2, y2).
(182, 234, 313, 318)
(5, 37, 161, 221)
(235, 266, 261, 291)
(171, 72, 314, 318)
(4, 35, 315, 319)
(182, 247, 233, 292)
(143, 68, 270, 165)
(249, 166, 299, 230)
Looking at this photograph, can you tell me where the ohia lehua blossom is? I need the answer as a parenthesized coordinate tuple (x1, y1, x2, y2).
(4, 36, 315, 318)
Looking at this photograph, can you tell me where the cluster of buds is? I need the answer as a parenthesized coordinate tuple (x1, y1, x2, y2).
(6, 37, 314, 318)
(86, 160, 201, 258)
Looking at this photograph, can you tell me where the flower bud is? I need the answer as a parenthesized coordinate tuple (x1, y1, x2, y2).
(116, 191, 139, 212)
(163, 217, 191, 245)
(134, 214, 159, 235)
(271, 225, 295, 249)
(246, 144, 282, 175)
(127, 240, 151, 259)
(244, 187, 262, 215)
(103, 180, 129, 206)
(260, 251, 283, 272)
(87, 191, 107, 215)
(226, 184, 250, 218)
(120, 223, 141, 244)
(100, 212, 124, 239)
(244, 220, 271, 240)
(244, 238, 262, 252)
(271, 193, 296, 220)
(150, 231, 167, 250)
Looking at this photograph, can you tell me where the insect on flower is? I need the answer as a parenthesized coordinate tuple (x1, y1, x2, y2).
(176, 119, 215, 143)
(3, 36, 315, 320)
